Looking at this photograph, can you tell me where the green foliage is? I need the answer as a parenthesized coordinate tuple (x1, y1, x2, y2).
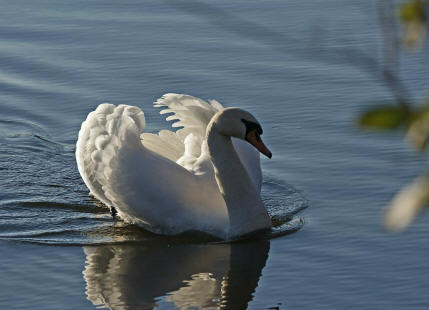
(358, 0, 429, 232)
(399, 0, 427, 23)
(359, 103, 429, 151)
(358, 105, 412, 130)
(399, 0, 428, 49)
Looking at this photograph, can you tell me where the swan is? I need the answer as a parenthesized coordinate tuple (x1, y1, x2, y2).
(76, 93, 272, 240)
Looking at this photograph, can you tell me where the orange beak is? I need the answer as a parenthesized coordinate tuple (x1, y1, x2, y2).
(246, 130, 272, 159)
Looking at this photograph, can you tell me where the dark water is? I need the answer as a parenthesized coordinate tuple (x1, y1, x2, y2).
(1, 0, 429, 309)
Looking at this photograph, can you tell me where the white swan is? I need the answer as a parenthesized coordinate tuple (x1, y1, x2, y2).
(76, 93, 272, 240)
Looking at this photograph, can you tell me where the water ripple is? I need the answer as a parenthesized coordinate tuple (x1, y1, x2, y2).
(0, 110, 307, 246)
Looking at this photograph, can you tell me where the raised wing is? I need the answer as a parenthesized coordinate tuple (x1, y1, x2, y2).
(149, 93, 262, 190)
(141, 93, 222, 164)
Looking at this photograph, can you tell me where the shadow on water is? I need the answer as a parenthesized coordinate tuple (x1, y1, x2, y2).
(83, 240, 270, 310)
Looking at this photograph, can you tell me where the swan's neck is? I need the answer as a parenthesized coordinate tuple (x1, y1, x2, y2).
(206, 122, 271, 239)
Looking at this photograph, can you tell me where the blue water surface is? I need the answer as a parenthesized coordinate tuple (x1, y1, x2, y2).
(0, 1, 429, 309)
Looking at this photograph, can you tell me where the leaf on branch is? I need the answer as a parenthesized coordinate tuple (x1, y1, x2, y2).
(399, 0, 427, 23)
(399, 0, 428, 49)
(358, 105, 412, 130)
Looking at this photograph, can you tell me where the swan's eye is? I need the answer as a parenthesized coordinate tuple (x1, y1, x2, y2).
(241, 119, 263, 136)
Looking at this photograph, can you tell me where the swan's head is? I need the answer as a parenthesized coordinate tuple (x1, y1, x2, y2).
(213, 107, 272, 158)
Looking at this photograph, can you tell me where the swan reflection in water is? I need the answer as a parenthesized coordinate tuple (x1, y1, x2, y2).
(83, 240, 270, 309)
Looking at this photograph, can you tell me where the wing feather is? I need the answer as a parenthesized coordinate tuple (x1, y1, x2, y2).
(154, 93, 223, 158)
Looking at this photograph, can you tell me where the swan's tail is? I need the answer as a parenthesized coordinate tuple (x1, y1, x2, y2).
(76, 104, 145, 209)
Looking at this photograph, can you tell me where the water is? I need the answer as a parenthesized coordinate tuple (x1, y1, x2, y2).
(1, 0, 429, 309)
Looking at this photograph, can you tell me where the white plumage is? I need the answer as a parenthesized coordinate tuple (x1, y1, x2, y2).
(76, 93, 270, 239)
